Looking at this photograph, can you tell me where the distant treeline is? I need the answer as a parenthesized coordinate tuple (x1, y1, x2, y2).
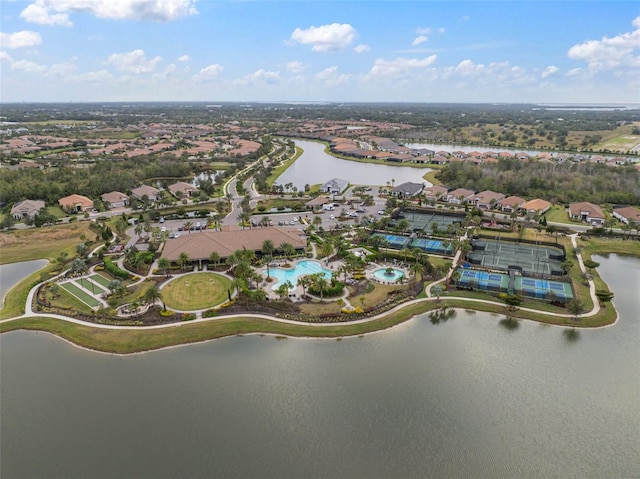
(436, 159, 640, 206)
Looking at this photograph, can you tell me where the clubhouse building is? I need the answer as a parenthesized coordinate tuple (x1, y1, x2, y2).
(162, 226, 306, 265)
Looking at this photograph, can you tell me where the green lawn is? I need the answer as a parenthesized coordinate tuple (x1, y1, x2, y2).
(60, 282, 102, 308)
(162, 273, 232, 310)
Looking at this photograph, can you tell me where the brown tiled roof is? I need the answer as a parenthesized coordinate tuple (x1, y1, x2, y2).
(162, 227, 306, 262)
(569, 202, 604, 219)
(522, 198, 551, 212)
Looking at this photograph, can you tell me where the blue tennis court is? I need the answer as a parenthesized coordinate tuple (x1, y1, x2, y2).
(515, 276, 573, 300)
(409, 238, 453, 255)
(372, 233, 411, 249)
(457, 268, 510, 291)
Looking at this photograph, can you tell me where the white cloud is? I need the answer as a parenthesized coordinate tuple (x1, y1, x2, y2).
(20, 0, 198, 25)
(76, 69, 113, 83)
(46, 61, 77, 77)
(20, 3, 71, 27)
(417, 27, 432, 36)
(455, 59, 484, 76)
(235, 69, 281, 86)
(11, 59, 47, 73)
(289, 23, 357, 52)
(106, 49, 162, 73)
(412, 35, 428, 46)
(0, 31, 42, 49)
(438, 27, 446, 34)
(195, 63, 223, 81)
(541, 65, 559, 78)
(354, 44, 370, 53)
(286, 61, 305, 73)
(368, 55, 437, 77)
(178, 54, 190, 63)
(0, 51, 13, 63)
(567, 17, 640, 71)
(315, 65, 351, 87)
(566, 68, 582, 76)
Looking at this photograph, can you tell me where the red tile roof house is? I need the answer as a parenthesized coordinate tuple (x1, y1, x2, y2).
(58, 194, 94, 213)
(520, 198, 551, 216)
(101, 191, 129, 209)
(131, 185, 161, 203)
(568, 202, 605, 225)
(10, 199, 45, 220)
(496, 195, 526, 213)
(443, 188, 476, 205)
(168, 181, 198, 198)
(612, 206, 640, 225)
(471, 190, 506, 210)
(422, 185, 449, 201)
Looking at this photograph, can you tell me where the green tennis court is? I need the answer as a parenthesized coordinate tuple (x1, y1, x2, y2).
(77, 277, 106, 293)
(468, 239, 565, 275)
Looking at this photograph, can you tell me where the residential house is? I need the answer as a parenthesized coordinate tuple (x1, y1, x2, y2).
(320, 178, 349, 195)
(131, 185, 161, 203)
(168, 181, 198, 198)
(101, 191, 129, 209)
(443, 188, 476, 205)
(612, 206, 640, 226)
(471, 190, 506, 210)
(392, 182, 424, 198)
(497, 195, 526, 213)
(422, 185, 448, 201)
(58, 194, 94, 213)
(10, 199, 45, 220)
(521, 198, 551, 216)
(568, 202, 605, 225)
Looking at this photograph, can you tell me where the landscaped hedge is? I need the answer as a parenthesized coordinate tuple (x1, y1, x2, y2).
(104, 257, 130, 280)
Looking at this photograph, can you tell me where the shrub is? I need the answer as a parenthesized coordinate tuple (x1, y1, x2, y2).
(181, 313, 196, 321)
(160, 310, 174, 317)
(104, 257, 130, 279)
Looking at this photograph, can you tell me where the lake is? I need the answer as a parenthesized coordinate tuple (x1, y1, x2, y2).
(0, 259, 48, 306)
(276, 139, 432, 191)
(1, 254, 638, 478)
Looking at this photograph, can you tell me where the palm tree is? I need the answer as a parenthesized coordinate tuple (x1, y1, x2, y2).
(262, 239, 275, 257)
(183, 220, 193, 234)
(297, 275, 311, 296)
(177, 252, 191, 270)
(311, 272, 328, 302)
(208, 251, 220, 269)
(143, 284, 165, 310)
(279, 242, 296, 259)
(157, 257, 170, 276)
(276, 281, 292, 300)
(263, 254, 273, 279)
(319, 239, 334, 259)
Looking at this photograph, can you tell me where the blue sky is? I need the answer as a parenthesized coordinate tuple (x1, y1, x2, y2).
(1, 1, 639, 103)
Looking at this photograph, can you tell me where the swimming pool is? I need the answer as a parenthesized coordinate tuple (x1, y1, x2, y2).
(264, 260, 332, 290)
(372, 268, 405, 283)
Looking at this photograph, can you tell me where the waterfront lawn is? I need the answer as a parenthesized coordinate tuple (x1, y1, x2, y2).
(0, 221, 95, 264)
(267, 145, 302, 187)
(162, 273, 231, 310)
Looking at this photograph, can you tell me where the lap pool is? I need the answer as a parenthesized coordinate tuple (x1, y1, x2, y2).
(263, 260, 332, 290)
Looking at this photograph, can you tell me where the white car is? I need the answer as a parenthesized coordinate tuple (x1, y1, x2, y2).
(160, 226, 167, 233)
(330, 215, 335, 220)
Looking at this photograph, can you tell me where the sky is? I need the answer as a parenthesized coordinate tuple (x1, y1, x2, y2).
(1, 0, 639, 104)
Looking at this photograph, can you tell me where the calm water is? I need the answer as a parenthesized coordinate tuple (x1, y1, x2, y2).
(276, 139, 431, 190)
(0, 259, 48, 306)
(1, 255, 639, 478)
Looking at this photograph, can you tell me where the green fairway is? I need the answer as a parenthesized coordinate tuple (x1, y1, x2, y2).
(162, 273, 232, 311)
(60, 282, 102, 308)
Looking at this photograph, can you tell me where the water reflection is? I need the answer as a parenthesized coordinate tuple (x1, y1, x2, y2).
(499, 316, 520, 331)
(428, 307, 456, 324)
(563, 328, 580, 343)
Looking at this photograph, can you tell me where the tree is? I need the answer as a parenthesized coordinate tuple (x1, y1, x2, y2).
(157, 257, 170, 276)
(310, 272, 328, 302)
(261, 239, 275, 257)
(297, 275, 311, 296)
(279, 242, 296, 259)
(108, 279, 124, 297)
(183, 221, 193, 234)
(567, 298, 586, 320)
(208, 251, 220, 269)
(595, 289, 614, 305)
(70, 258, 88, 275)
(263, 254, 273, 279)
(144, 284, 165, 310)
(504, 294, 523, 309)
(177, 252, 191, 270)
(275, 281, 292, 300)
(76, 243, 89, 259)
